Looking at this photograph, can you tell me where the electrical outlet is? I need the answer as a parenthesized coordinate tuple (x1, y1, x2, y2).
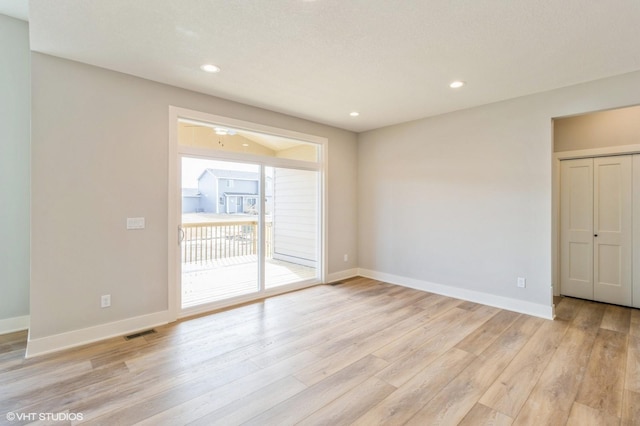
(344, 254, 348, 262)
(517, 277, 526, 288)
(101, 294, 111, 308)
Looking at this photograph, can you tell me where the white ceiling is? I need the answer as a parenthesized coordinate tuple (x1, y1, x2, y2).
(7, 1, 640, 132)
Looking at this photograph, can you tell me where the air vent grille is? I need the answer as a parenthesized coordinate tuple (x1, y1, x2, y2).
(124, 329, 157, 340)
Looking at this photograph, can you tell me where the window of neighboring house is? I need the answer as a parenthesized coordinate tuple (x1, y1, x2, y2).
(245, 197, 258, 214)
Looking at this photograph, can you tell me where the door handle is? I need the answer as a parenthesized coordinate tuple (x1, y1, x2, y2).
(178, 226, 185, 244)
(594, 234, 598, 237)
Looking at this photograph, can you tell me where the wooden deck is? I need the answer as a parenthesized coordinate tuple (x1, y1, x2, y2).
(182, 256, 317, 308)
(1, 278, 639, 424)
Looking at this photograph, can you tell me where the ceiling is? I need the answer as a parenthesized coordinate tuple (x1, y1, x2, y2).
(179, 120, 307, 152)
(4, 1, 640, 132)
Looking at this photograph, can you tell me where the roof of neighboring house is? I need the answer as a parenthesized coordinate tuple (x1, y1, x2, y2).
(198, 168, 259, 181)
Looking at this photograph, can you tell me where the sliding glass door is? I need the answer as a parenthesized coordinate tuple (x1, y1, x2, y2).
(172, 109, 325, 315)
(180, 158, 261, 308)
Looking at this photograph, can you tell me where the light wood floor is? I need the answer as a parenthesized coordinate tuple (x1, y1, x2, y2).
(1, 277, 639, 425)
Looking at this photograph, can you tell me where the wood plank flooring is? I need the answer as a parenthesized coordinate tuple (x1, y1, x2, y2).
(1, 277, 639, 425)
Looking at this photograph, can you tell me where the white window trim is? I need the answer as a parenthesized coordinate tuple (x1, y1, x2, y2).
(168, 106, 328, 321)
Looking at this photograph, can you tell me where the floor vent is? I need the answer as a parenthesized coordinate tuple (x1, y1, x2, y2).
(124, 329, 157, 340)
(330, 281, 343, 286)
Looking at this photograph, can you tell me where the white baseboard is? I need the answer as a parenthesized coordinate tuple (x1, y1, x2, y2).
(326, 268, 359, 284)
(0, 315, 30, 334)
(358, 268, 554, 320)
(25, 311, 170, 358)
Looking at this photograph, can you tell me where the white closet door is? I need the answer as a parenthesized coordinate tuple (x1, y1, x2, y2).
(593, 156, 632, 306)
(560, 159, 594, 300)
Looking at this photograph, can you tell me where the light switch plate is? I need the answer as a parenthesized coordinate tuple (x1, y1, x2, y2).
(101, 294, 111, 308)
(127, 217, 145, 230)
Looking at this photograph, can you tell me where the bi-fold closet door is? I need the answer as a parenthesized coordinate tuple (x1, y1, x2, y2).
(560, 155, 633, 306)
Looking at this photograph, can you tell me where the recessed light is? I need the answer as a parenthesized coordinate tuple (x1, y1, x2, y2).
(242, 143, 249, 147)
(350, 111, 360, 117)
(201, 64, 221, 73)
(449, 81, 465, 89)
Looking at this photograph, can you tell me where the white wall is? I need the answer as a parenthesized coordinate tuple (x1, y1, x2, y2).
(0, 15, 30, 331)
(30, 53, 358, 346)
(358, 70, 640, 314)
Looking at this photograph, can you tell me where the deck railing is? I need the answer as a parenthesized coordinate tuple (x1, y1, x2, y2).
(181, 221, 273, 264)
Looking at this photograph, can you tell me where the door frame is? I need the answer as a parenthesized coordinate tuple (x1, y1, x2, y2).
(552, 143, 640, 308)
(168, 106, 328, 321)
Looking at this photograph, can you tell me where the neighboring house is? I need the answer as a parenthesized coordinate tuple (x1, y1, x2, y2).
(186, 167, 316, 267)
(195, 169, 272, 214)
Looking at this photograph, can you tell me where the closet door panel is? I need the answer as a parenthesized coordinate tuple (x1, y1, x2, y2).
(593, 156, 632, 306)
(560, 158, 594, 300)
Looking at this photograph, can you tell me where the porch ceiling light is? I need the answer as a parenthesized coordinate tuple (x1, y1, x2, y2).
(213, 127, 237, 136)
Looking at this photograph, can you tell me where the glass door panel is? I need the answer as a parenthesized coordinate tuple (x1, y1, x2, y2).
(265, 167, 319, 289)
(181, 157, 260, 308)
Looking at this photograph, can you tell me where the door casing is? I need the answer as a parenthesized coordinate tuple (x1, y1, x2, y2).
(558, 154, 635, 307)
(168, 106, 328, 321)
